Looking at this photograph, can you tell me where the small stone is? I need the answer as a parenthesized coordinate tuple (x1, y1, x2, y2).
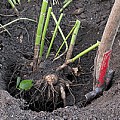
(72, 8, 84, 15)
(80, 13, 86, 19)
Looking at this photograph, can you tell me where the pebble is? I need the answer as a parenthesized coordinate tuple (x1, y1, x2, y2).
(71, 8, 84, 15)
(80, 13, 86, 19)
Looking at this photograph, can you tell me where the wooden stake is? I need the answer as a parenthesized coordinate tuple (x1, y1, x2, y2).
(94, 0, 120, 88)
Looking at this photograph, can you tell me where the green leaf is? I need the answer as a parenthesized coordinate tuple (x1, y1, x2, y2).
(19, 80, 33, 91)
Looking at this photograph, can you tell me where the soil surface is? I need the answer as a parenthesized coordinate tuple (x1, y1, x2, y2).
(1, 0, 120, 119)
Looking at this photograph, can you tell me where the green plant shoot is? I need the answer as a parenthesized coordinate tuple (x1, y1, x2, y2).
(57, 41, 100, 71)
(33, 0, 48, 71)
(46, 13, 63, 58)
(12, 0, 17, 5)
(35, 0, 48, 45)
(68, 41, 100, 63)
(60, 0, 72, 13)
(39, 7, 52, 58)
(63, 0, 71, 4)
(54, 21, 77, 60)
(17, 0, 20, 4)
(51, 12, 68, 58)
(66, 20, 80, 61)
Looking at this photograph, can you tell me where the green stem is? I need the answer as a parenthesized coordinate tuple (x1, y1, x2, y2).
(68, 41, 100, 63)
(12, 0, 17, 5)
(8, 0, 15, 8)
(17, 0, 20, 4)
(39, 7, 52, 58)
(46, 13, 63, 58)
(54, 21, 77, 59)
(35, 0, 48, 46)
(56, 41, 100, 71)
(33, 0, 48, 71)
(66, 20, 80, 61)
(60, 0, 72, 13)
(51, 12, 68, 57)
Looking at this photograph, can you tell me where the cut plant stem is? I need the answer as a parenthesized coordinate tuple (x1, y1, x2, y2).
(63, 0, 71, 4)
(39, 7, 52, 58)
(54, 21, 77, 61)
(51, 12, 68, 59)
(46, 13, 63, 58)
(60, 0, 72, 13)
(69, 41, 100, 62)
(12, 0, 17, 5)
(66, 20, 80, 61)
(8, 0, 19, 16)
(56, 41, 100, 71)
(33, 0, 48, 71)
(17, 0, 20, 4)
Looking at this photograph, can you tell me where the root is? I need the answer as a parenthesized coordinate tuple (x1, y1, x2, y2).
(19, 73, 76, 111)
(41, 82, 48, 94)
(60, 84, 66, 106)
(66, 83, 75, 105)
(44, 74, 58, 85)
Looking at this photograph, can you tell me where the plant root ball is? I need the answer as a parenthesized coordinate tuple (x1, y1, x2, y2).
(44, 74, 58, 85)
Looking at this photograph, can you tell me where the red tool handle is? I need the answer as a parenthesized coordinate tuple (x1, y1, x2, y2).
(97, 50, 112, 87)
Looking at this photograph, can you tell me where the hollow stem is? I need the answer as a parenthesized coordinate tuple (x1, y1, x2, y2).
(68, 41, 100, 63)
(56, 41, 100, 71)
(39, 7, 52, 58)
(33, 0, 48, 71)
(66, 20, 80, 61)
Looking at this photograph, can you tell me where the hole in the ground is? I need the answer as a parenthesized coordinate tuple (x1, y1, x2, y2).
(8, 75, 65, 112)
(6, 63, 68, 112)
(5, 57, 93, 112)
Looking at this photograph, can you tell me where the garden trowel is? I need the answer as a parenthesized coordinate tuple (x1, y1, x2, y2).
(85, 0, 120, 101)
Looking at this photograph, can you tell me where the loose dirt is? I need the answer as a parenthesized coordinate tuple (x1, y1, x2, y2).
(1, 0, 120, 119)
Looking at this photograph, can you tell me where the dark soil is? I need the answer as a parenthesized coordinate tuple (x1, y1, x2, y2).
(1, 0, 120, 119)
